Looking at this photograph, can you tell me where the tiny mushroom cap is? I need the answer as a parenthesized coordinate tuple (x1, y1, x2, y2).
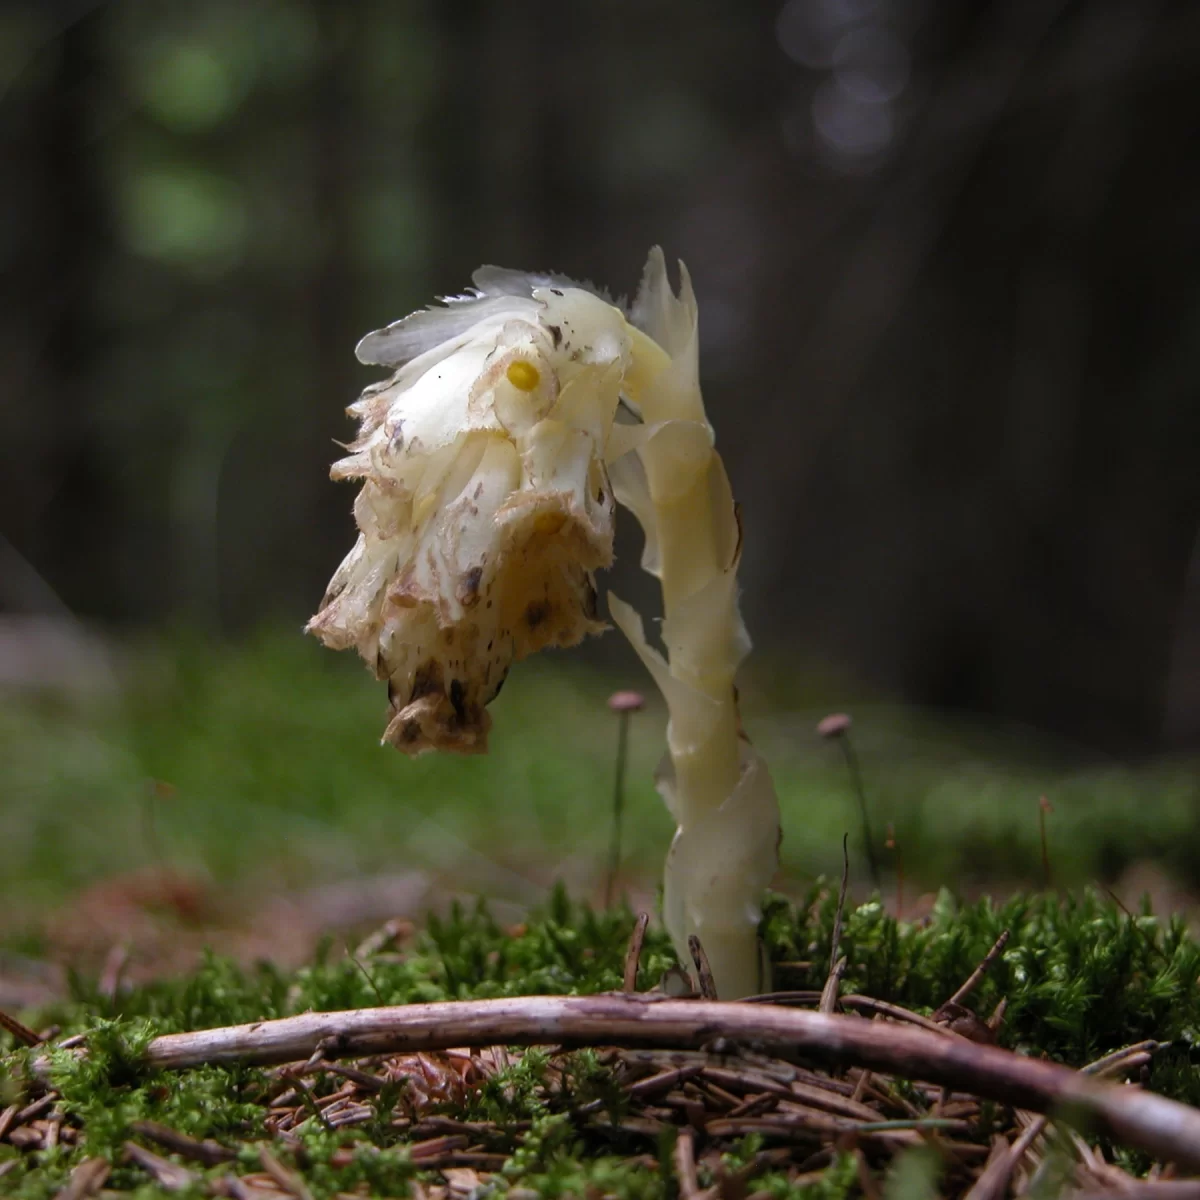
(608, 690, 646, 714)
(817, 712, 853, 739)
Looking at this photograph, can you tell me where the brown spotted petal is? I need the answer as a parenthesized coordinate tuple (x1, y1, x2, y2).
(309, 281, 632, 753)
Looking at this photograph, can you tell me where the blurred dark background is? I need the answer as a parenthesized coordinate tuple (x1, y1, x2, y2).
(3, 0, 1199, 756)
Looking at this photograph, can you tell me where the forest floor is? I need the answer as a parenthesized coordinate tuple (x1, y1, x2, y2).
(4, 631, 1200, 1197)
(4, 887, 1200, 1199)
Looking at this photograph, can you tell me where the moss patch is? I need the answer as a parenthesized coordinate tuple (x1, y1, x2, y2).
(3, 887, 1200, 1197)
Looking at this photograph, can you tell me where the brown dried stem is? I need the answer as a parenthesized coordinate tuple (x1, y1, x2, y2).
(672, 1127, 702, 1199)
(0, 1007, 43, 1047)
(820, 834, 851, 1015)
(66, 992, 1200, 1170)
(946, 930, 1011, 1010)
(688, 935, 719, 1001)
(624, 912, 650, 993)
(54, 1157, 110, 1200)
(129, 1120, 237, 1166)
(122, 1143, 195, 1192)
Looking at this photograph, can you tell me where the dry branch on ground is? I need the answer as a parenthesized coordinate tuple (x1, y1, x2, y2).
(8, 892, 1200, 1197)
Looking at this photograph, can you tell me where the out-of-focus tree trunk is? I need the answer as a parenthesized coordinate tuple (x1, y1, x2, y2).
(2, 4, 107, 615)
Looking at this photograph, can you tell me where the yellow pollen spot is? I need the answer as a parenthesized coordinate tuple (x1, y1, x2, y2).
(506, 360, 540, 391)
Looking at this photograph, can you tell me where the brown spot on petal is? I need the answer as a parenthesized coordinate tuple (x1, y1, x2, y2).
(581, 578, 599, 621)
(410, 661, 444, 701)
(386, 570, 421, 610)
(449, 678, 467, 725)
(524, 601, 549, 630)
(383, 679, 491, 755)
(457, 565, 483, 608)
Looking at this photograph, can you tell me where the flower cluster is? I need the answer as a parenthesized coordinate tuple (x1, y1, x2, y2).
(311, 251, 780, 997)
(308, 273, 636, 752)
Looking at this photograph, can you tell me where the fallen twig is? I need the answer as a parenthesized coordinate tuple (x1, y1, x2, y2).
(945, 930, 1010, 1010)
(820, 837, 852, 1016)
(54, 992, 1200, 1170)
(688, 936, 718, 1001)
(624, 912, 650, 993)
(840, 994, 953, 1036)
(259, 1145, 315, 1200)
(123, 1142, 196, 1192)
(820, 957, 847, 1016)
(1067, 1185, 1200, 1200)
(964, 1040, 1166, 1200)
(52, 1157, 109, 1200)
(282, 1070, 333, 1132)
(130, 1120, 237, 1166)
(14, 1094, 57, 1126)
(0, 1007, 44, 1047)
(297, 1061, 387, 1092)
(672, 1127, 702, 1198)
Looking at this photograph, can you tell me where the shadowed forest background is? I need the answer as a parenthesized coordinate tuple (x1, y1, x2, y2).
(2, 0, 1200, 962)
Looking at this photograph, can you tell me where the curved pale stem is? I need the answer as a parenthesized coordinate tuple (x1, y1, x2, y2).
(610, 250, 780, 1000)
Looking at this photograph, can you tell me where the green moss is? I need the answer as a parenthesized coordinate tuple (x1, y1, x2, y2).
(4, 887, 1200, 1197)
(764, 885, 1200, 1095)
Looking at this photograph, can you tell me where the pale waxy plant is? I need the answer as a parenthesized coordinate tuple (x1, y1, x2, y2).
(308, 273, 648, 751)
(606, 250, 781, 999)
(310, 250, 780, 998)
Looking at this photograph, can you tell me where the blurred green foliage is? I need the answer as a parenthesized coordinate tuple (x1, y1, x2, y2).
(2, 632, 1198, 931)
(4, 0, 1200, 762)
(2, 0, 1199, 949)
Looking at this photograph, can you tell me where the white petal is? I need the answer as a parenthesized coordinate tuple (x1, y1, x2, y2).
(606, 419, 713, 504)
(314, 265, 647, 757)
(607, 593, 722, 759)
(355, 295, 536, 366)
(551, 360, 623, 449)
(608, 452, 661, 578)
(473, 265, 608, 300)
(631, 247, 697, 361)
(661, 565, 750, 688)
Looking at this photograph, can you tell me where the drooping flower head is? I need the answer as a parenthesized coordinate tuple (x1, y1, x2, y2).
(312, 250, 781, 998)
(308, 271, 641, 753)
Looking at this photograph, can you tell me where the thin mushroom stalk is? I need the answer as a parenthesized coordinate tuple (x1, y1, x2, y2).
(310, 249, 780, 998)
